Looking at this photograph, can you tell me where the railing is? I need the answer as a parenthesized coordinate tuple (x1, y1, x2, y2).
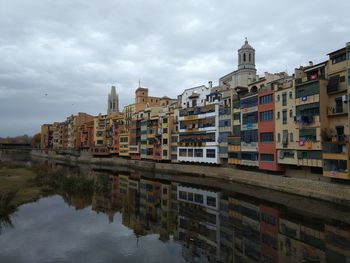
(323, 142, 348, 154)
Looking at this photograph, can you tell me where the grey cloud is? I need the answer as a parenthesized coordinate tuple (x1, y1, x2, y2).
(0, 0, 349, 136)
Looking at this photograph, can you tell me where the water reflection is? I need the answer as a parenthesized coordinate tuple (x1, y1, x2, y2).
(1, 159, 350, 263)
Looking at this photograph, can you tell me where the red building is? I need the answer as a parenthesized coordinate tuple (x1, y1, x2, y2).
(260, 205, 279, 263)
(80, 121, 94, 151)
(258, 88, 284, 171)
(129, 119, 141, 160)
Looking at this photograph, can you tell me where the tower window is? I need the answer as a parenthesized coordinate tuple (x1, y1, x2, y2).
(249, 53, 251, 62)
(243, 53, 246, 62)
(239, 54, 241, 64)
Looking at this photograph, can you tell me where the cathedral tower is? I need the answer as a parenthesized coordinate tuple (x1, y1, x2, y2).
(238, 37, 256, 70)
(107, 86, 119, 114)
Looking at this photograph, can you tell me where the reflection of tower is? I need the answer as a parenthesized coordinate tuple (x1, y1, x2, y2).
(107, 86, 119, 114)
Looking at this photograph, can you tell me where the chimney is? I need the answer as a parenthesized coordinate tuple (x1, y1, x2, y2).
(208, 81, 213, 88)
(309, 61, 313, 66)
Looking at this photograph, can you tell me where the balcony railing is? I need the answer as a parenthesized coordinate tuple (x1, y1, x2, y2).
(327, 106, 348, 116)
(323, 142, 348, 154)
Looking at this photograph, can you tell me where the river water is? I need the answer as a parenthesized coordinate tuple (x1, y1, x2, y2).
(0, 151, 350, 263)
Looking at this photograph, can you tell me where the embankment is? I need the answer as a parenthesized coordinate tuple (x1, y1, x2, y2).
(31, 150, 350, 206)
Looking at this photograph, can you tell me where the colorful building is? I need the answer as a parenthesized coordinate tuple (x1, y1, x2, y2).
(294, 62, 327, 171)
(178, 85, 221, 164)
(322, 47, 350, 179)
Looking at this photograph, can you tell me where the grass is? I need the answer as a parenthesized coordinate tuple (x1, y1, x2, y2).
(0, 162, 98, 232)
(0, 167, 42, 207)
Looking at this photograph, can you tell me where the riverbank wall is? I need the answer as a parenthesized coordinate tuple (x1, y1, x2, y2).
(30, 150, 350, 206)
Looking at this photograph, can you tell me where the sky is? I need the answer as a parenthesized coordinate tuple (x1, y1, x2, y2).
(0, 0, 349, 136)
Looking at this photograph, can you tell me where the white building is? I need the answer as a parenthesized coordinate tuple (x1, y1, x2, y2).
(177, 84, 221, 164)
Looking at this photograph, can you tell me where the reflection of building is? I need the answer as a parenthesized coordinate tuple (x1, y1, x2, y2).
(278, 216, 325, 263)
(325, 224, 350, 261)
(177, 185, 221, 262)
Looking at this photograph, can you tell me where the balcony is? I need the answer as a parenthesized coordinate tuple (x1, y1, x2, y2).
(323, 153, 349, 179)
(179, 105, 216, 117)
(295, 94, 320, 106)
(295, 74, 325, 85)
(323, 142, 349, 161)
(327, 105, 348, 116)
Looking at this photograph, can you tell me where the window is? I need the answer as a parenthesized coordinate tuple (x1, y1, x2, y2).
(332, 53, 346, 64)
(289, 109, 293, 118)
(194, 194, 203, 204)
(163, 150, 167, 156)
(260, 132, 274, 142)
(243, 53, 246, 62)
(163, 138, 168, 145)
(282, 93, 287, 106)
(283, 130, 288, 145)
(179, 191, 187, 200)
(240, 96, 258, 108)
(277, 95, 280, 102)
(290, 132, 294, 142)
(163, 128, 168, 134)
(259, 94, 273, 104)
(188, 192, 193, 201)
(206, 149, 216, 158)
(299, 128, 317, 141)
(282, 110, 287, 124)
(179, 148, 187, 157)
(188, 148, 193, 157)
(261, 154, 274, 162)
(249, 53, 251, 62)
(241, 130, 258, 143)
(242, 111, 258, 124)
(296, 82, 319, 98)
(260, 110, 273, 121)
(296, 103, 320, 116)
(194, 149, 203, 157)
(241, 152, 258, 161)
(233, 113, 240, 120)
(261, 213, 277, 226)
(278, 133, 281, 142)
(277, 112, 280, 119)
(289, 91, 293, 99)
(207, 196, 216, 207)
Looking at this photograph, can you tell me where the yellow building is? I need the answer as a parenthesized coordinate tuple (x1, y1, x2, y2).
(93, 114, 107, 146)
(40, 124, 52, 150)
(228, 94, 242, 165)
(322, 47, 350, 180)
(294, 62, 327, 169)
(275, 77, 298, 166)
(119, 132, 130, 157)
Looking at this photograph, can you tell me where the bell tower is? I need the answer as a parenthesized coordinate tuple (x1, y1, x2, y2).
(107, 86, 119, 114)
(238, 37, 256, 70)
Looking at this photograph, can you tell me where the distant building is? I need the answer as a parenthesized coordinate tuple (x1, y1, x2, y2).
(107, 86, 119, 114)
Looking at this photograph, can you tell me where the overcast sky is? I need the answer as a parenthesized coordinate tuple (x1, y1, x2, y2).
(0, 0, 349, 136)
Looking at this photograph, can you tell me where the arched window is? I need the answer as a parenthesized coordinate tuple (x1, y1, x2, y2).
(239, 54, 241, 63)
(243, 53, 246, 62)
(249, 53, 251, 62)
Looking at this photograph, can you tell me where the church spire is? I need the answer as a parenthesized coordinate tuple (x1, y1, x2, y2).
(107, 85, 119, 114)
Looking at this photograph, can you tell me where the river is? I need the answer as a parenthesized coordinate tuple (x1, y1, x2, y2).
(0, 150, 349, 263)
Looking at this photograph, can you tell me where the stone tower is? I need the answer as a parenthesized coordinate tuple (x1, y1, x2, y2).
(107, 86, 119, 114)
(238, 38, 256, 70)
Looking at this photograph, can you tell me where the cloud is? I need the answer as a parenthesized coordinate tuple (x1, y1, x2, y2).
(0, 0, 349, 136)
